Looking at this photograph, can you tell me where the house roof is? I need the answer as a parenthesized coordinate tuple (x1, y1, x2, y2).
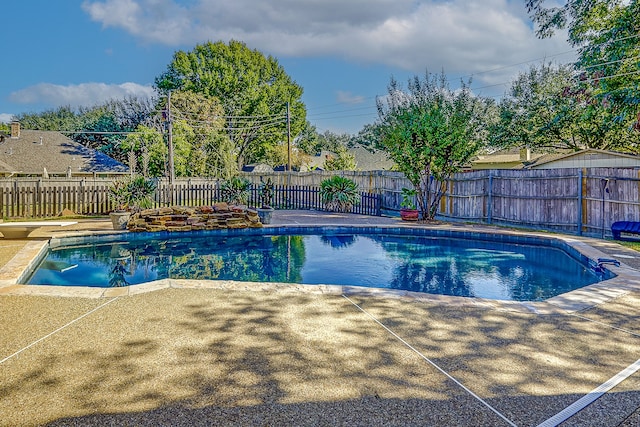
(523, 148, 640, 169)
(472, 148, 546, 167)
(242, 163, 274, 173)
(0, 130, 128, 175)
(350, 146, 395, 171)
(301, 147, 395, 172)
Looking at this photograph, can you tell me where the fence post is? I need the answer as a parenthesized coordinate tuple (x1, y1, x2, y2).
(487, 170, 493, 224)
(80, 179, 85, 215)
(577, 170, 583, 236)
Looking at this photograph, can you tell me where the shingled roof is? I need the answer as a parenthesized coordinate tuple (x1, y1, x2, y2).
(0, 128, 128, 176)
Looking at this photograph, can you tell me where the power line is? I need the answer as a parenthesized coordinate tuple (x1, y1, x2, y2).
(307, 105, 377, 119)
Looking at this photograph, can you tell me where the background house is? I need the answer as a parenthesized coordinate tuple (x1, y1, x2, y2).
(523, 149, 640, 169)
(349, 146, 395, 171)
(469, 148, 546, 170)
(470, 147, 640, 170)
(0, 123, 128, 177)
(301, 147, 395, 171)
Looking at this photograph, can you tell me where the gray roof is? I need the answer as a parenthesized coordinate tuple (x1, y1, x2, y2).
(0, 130, 128, 175)
(302, 148, 395, 172)
(350, 146, 395, 171)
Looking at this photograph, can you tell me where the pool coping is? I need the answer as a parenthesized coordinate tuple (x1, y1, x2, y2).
(1, 223, 639, 314)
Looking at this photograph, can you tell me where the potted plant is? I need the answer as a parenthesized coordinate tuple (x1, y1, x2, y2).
(257, 178, 275, 224)
(220, 176, 251, 206)
(107, 174, 157, 230)
(400, 187, 419, 221)
(108, 176, 133, 230)
(319, 175, 360, 213)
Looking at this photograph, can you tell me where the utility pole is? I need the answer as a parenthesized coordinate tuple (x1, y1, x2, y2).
(286, 102, 291, 171)
(166, 91, 175, 186)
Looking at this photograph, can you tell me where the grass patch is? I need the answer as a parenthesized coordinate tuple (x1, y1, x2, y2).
(616, 240, 640, 252)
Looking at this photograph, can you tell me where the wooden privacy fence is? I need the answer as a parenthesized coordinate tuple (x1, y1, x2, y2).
(437, 168, 640, 237)
(1, 167, 639, 237)
(0, 181, 381, 219)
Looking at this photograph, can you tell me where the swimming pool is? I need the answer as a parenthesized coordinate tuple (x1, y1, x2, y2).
(26, 227, 612, 301)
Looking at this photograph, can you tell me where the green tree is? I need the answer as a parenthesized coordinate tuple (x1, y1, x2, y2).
(492, 63, 580, 151)
(157, 91, 229, 177)
(323, 145, 357, 171)
(121, 125, 166, 177)
(15, 106, 80, 132)
(527, 0, 640, 146)
(316, 130, 352, 154)
(377, 71, 494, 220)
(295, 121, 321, 155)
(155, 40, 306, 168)
(350, 123, 386, 152)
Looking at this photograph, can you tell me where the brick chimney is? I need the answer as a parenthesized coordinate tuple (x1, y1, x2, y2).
(10, 121, 20, 139)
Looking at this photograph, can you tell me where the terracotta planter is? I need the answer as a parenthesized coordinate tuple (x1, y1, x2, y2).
(400, 208, 419, 221)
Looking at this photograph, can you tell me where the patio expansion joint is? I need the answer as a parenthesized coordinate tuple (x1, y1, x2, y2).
(0, 297, 119, 365)
(536, 357, 640, 427)
(341, 294, 518, 427)
(533, 311, 640, 426)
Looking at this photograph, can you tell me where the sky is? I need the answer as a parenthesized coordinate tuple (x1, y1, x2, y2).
(1, 0, 576, 135)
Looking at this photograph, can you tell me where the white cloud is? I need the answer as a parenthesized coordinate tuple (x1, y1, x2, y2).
(9, 82, 156, 108)
(336, 91, 365, 105)
(82, 0, 575, 85)
(0, 113, 14, 124)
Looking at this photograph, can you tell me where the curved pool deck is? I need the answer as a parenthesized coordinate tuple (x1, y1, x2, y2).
(1, 211, 640, 314)
(3, 211, 640, 426)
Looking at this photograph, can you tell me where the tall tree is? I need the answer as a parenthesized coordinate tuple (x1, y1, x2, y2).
(527, 0, 640, 145)
(491, 62, 617, 151)
(155, 40, 306, 168)
(377, 71, 495, 220)
(159, 91, 229, 177)
(120, 125, 166, 177)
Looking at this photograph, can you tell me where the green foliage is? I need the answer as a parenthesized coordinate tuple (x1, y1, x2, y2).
(121, 125, 166, 176)
(108, 174, 157, 212)
(319, 176, 360, 213)
(351, 123, 386, 152)
(161, 91, 229, 177)
(315, 130, 352, 155)
(15, 97, 158, 164)
(527, 0, 640, 150)
(209, 137, 239, 180)
(295, 121, 321, 155)
(220, 176, 251, 205)
(400, 188, 417, 210)
(259, 178, 274, 208)
(15, 106, 80, 131)
(492, 63, 577, 150)
(156, 40, 307, 167)
(377, 71, 495, 220)
(323, 145, 357, 171)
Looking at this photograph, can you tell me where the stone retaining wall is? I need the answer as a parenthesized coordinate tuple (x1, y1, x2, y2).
(127, 203, 262, 232)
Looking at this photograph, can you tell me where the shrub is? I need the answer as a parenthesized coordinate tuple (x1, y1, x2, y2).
(319, 176, 359, 213)
(220, 176, 251, 205)
(108, 174, 157, 212)
(259, 178, 274, 208)
(400, 187, 417, 210)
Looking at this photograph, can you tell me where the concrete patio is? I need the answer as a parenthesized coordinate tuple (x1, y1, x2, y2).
(1, 211, 640, 426)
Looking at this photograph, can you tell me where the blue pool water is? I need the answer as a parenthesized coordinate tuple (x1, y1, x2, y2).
(27, 229, 610, 301)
